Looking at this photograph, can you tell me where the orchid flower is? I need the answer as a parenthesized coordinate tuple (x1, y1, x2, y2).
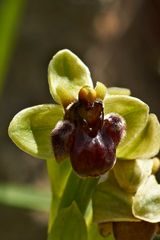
(8, 50, 160, 240)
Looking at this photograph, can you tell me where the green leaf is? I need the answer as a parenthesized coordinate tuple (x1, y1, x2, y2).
(48, 49, 93, 107)
(103, 95, 149, 159)
(121, 114, 160, 159)
(8, 104, 64, 160)
(48, 202, 87, 240)
(107, 87, 131, 96)
(92, 173, 138, 223)
(154, 236, 160, 240)
(132, 175, 160, 223)
(113, 159, 153, 193)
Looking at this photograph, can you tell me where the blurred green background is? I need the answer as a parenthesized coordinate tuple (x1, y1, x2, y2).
(0, 0, 160, 239)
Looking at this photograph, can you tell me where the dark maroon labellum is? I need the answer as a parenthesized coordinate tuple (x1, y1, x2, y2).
(70, 127, 116, 177)
(51, 87, 126, 177)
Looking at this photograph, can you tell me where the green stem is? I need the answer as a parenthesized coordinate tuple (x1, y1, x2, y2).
(58, 170, 99, 214)
(47, 159, 99, 235)
(47, 158, 71, 232)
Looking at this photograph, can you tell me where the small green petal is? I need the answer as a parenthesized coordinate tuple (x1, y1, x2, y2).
(107, 87, 131, 96)
(48, 202, 87, 240)
(48, 49, 93, 107)
(103, 95, 149, 159)
(95, 81, 108, 100)
(8, 104, 64, 160)
(92, 173, 138, 223)
(121, 114, 160, 159)
(132, 175, 160, 223)
(113, 159, 153, 193)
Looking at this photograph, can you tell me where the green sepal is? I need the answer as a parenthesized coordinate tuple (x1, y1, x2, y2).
(48, 202, 87, 240)
(107, 87, 131, 96)
(8, 104, 64, 160)
(103, 95, 149, 159)
(48, 49, 93, 107)
(121, 114, 160, 159)
(132, 175, 160, 223)
(92, 173, 138, 223)
(113, 159, 153, 193)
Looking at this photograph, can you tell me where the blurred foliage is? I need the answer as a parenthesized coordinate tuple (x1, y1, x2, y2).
(154, 237, 160, 240)
(0, 0, 25, 94)
(0, 183, 51, 212)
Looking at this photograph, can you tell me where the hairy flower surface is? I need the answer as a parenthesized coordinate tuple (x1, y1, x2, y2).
(51, 86, 126, 177)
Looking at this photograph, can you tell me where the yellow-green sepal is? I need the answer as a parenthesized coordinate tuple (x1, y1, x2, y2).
(103, 95, 149, 159)
(92, 173, 138, 223)
(48, 49, 93, 107)
(8, 104, 64, 160)
(121, 114, 160, 159)
(132, 175, 160, 223)
(113, 159, 153, 193)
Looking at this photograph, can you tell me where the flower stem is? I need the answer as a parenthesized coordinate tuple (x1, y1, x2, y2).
(58, 170, 99, 214)
(47, 159, 99, 236)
